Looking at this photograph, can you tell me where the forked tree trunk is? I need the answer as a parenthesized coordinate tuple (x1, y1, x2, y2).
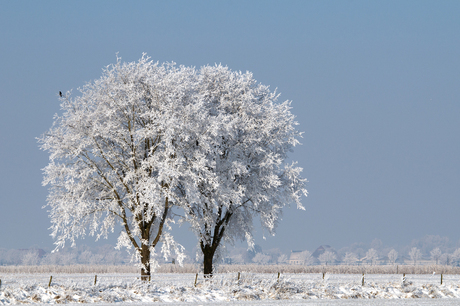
(140, 242, 151, 281)
(200, 209, 232, 278)
(137, 197, 169, 281)
(140, 222, 152, 281)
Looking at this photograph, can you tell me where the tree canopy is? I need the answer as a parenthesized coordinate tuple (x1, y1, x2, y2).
(39, 54, 307, 278)
(40, 55, 202, 277)
(179, 65, 307, 275)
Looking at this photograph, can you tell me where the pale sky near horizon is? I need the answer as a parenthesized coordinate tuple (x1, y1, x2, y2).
(1, 0, 459, 255)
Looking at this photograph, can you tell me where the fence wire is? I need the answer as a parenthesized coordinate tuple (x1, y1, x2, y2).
(1, 272, 459, 290)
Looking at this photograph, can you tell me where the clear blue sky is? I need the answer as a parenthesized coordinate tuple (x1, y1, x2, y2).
(1, 0, 459, 254)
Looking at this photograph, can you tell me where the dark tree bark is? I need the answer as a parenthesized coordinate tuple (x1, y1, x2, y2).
(202, 245, 215, 277)
(139, 196, 169, 281)
(119, 196, 169, 281)
(200, 207, 232, 278)
(140, 242, 151, 280)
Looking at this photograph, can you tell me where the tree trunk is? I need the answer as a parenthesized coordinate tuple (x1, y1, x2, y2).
(203, 246, 214, 277)
(200, 209, 231, 278)
(140, 243, 151, 281)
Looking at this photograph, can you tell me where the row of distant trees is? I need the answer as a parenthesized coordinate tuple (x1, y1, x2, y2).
(3, 246, 460, 267)
(0, 246, 129, 266)
(239, 247, 460, 266)
(376, 247, 460, 266)
(291, 248, 460, 266)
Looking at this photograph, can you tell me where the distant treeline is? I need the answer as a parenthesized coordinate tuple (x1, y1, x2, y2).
(0, 246, 130, 266)
(2, 235, 460, 268)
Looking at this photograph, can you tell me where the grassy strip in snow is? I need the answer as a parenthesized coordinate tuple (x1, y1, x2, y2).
(1, 264, 460, 275)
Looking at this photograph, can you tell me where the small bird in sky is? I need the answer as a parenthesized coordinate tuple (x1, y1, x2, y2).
(59, 91, 62, 97)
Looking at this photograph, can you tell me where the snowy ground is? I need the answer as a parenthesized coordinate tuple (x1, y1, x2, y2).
(1, 273, 460, 304)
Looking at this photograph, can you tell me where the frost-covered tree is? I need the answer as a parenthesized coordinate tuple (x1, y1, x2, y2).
(411, 235, 450, 254)
(178, 65, 307, 276)
(343, 252, 358, 265)
(1, 249, 22, 265)
(365, 248, 378, 265)
(263, 248, 283, 264)
(318, 251, 336, 265)
(104, 250, 126, 265)
(430, 247, 442, 265)
(78, 250, 95, 265)
(452, 248, 460, 266)
(408, 247, 422, 265)
(388, 249, 398, 265)
(277, 254, 288, 264)
(230, 254, 245, 264)
(440, 253, 452, 265)
(22, 250, 40, 266)
(252, 253, 271, 265)
(300, 250, 315, 266)
(40, 251, 76, 266)
(39, 55, 205, 279)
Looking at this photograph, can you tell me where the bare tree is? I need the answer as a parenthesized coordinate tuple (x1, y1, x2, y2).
(408, 247, 422, 265)
(411, 235, 450, 254)
(277, 254, 288, 264)
(252, 253, 271, 265)
(343, 252, 358, 265)
(365, 248, 378, 265)
(452, 248, 460, 266)
(440, 253, 452, 265)
(3, 249, 22, 265)
(300, 250, 315, 266)
(231, 254, 245, 264)
(22, 250, 40, 266)
(388, 249, 398, 265)
(318, 251, 336, 265)
(430, 247, 442, 265)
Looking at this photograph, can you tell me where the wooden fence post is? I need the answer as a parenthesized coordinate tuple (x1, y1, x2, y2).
(238, 272, 240, 281)
(362, 273, 364, 286)
(94, 275, 97, 286)
(277, 272, 280, 281)
(441, 274, 443, 285)
(194, 273, 198, 287)
(48, 276, 52, 288)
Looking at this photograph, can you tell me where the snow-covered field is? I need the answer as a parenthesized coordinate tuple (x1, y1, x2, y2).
(1, 273, 460, 304)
